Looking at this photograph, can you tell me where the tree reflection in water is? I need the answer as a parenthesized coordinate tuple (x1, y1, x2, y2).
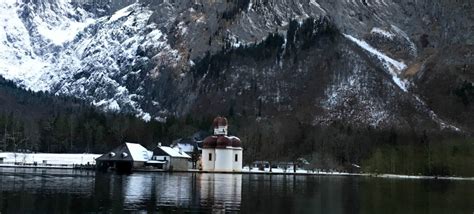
(1, 168, 473, 213)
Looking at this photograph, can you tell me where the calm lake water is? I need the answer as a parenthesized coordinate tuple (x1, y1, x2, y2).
(0, 168, 473, 213)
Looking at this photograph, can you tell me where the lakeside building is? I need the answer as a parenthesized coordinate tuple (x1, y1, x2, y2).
(149, 143, 191, 171)
(171, 138, 198, 156)
(96, 117, 243, 172)
(201, 117, 243, 172)
(96, 142, 191, 172)
(96, 142, 152, 172)
(171, 138, 201, 169)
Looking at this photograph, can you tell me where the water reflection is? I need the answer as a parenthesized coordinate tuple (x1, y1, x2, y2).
(89, 172, 243, 212)
(0, 168, 97, 213)
(0, 169, 473, 213)
(123, 173, 195, 210)
(116, 173, 242, 212)
(0, 167, 95, 195)
(199, 173, 242, 212)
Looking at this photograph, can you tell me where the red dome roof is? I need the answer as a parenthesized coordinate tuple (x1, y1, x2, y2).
(216, 136, 232, 148)
(230, 137, 242, 148)
(203, 136, 217, 148)
(212, 116, 228, 128)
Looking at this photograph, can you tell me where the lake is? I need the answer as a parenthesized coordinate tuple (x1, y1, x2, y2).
(0, 168, 473, 213)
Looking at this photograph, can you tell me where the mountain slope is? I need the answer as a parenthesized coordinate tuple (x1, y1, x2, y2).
(0, 0, 472, 133)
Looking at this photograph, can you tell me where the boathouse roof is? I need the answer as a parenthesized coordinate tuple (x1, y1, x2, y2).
(96, 142, 152, 162)
(152, 145, 191, 159)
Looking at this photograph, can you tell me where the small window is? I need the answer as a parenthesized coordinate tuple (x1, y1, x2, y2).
(235, 154, 238, 162)
(164, 157, 167, 161)
(209, 153, 212, 161)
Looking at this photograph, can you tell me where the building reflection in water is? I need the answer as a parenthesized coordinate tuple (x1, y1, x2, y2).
(119, 173, 242, 212)
(198, 173, 242, 212)
(3, 169, 473, 213)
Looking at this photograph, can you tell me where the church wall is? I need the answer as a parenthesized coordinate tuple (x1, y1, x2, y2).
(232, 148, 243, 172)
(202, 148, 215, 171)
(215, 148, 234, 172)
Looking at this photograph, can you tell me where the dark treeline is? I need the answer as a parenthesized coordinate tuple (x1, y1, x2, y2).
(0, 77, 211, 154)
(1, 77, 472, 176)
(236, 116, 474, 177)
(195, 17, 336, 80)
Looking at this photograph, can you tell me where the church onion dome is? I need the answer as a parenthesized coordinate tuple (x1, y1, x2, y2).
(216, 136, 232, 148)
(229, 136, 242, 148)
(203, 136, 217, 148)
(212, 116, 228, 128)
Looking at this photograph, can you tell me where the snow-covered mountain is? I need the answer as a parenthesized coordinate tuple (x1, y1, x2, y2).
(0, 0, 93, 91)
(0, 0, 472, 132)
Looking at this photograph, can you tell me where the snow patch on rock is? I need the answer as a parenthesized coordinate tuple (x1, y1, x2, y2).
(108, 4, 134, 23)
(370, 27, 395, 39)
(344, 34, 409, 92)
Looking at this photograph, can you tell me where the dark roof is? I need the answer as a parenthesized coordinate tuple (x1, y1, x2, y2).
(152, 146, 169, 156)
(212, 116, 228, 128)
(203, 135, 241, 148)
(203, 136, 217, 148)
(96, 143, 150, 162)
(230, 136, 242, 147)
(216, 136, 232, 148)
(96, 144, 134, 162)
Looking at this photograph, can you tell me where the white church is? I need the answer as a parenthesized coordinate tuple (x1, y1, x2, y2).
(201, 117, 243, 172)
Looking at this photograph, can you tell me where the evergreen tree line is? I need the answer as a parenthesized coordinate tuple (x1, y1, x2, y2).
(0, 77, 211, 154)
(194, 17, 336, 80)
(1, 76, 472, 176)
(226, 116, 473, 177)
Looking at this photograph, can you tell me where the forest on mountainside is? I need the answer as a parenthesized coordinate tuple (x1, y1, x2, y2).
(0, 76, 188, 154)
(1, 75, 473, 176)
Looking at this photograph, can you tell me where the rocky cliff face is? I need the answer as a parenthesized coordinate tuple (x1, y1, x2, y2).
(0, 0, 472, 133)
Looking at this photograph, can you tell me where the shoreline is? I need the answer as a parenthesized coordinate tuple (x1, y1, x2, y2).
(0, 164, 73, 169)
(0, 164, 94, 170)
(2, 164, 473, 181)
